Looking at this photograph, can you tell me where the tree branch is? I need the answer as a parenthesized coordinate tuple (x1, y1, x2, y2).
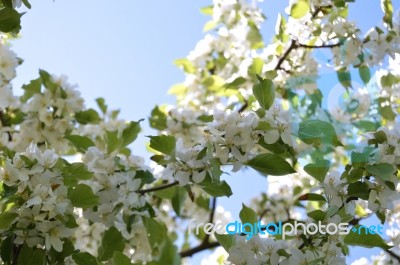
(275, 39, 297, 71)
(297, 42, 341, 49)
(385, 249, 400, 263)
(180, 197, 219, 258)
(179, 241, 220, 258)
(137, 181, 179, 195)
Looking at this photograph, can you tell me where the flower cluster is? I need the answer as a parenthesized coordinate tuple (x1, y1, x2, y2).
(0, 144, 74, 252)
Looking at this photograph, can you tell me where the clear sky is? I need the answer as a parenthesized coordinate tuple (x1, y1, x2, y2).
(9, 0, 400, 264)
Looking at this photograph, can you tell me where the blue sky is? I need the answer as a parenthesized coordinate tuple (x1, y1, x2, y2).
(10, 0, 400, 263)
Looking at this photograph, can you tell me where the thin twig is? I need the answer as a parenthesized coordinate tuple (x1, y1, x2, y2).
(137, 181, 179, 195)
(180, 197, 219, 258)
(385, 249, 400, 263)
(179, 241, 220, 258)
(297, 42, 341, 49)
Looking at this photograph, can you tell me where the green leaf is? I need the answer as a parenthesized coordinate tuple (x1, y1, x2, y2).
(344, 225, 390, 249)
(0, 212, 18, 229)
(112, 252, 132, 265)
(252, 75, 275, 110)
(72, 252, 99, 265)
(121, 120, 142, 148)
(210, 158, 223, 181)
(135, 170, 155, 184)
(307, 210, 326, 221)
(148, 135, 176, 155)
(224, 77, 247, 89)
(304, 160, 330, 182)
(351, 147, 374, 168)
(75, 109, 101, 124)
(149, 106, 167, 130)
(198, 178, 233, 197)
(96, 97, 107, 114)
(239, 204, 258, 224)
(298, 193, 326, 202)
(48, 239, 75, 263)
(157, 238, 181, 265)
(62, 162, 92, 186)
(200, 5, 213, 15)
(105, 130, 119, 154)
(0, 7, 21, 33)
(247, 22, 263, 49)
(22, 0, 31, 9)
(142, 216, 167, 248)
(1, 0, 13, 8)
(337, 68, 352, 88)
(154, 186, 177, 200)
(250, 58, 264, 75)
(65, 135, 95, 153)
(17, 245, 46, 265)
(21, 78, 41, 102)
(298, 120, 342, 146)
(382, 0, 393, 27)
(290, 0, 310, 19)
(0, 236, 13, 264)
(172, 187, 187, 217)
(358, 66, 371, 84)
(346, 168, 364, 183)
(246, 153, 296, 176)
(197, 114, 213, 123)
(39, 69, 59, 91)
(174, 58, 196, 74)
(347, 181, 370, 200)
(68, 184, 99, 208)
(214, 233, 235, 252)
(381, 106, 396, 121)
(98, 227, 125, 261)
(365, 163, 395, 181)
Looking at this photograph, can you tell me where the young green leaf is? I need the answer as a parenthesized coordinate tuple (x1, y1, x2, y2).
(75, 109, 101, 124)
(358, 65, 371, 84)
(239, 204, 258, 224)
(112, 252, 132, 265)
(344, 225, 390, 249)
(365, 163, 395, 181)
(68, 184, 99, 209)
(214, 234, 236, 252)
(298, 120, 342, 146)
(304, 160, 330, 182)
(121, 120, 142, 148)
(0, 212, 18, 229)
(247, 153, 296, 176)
(72, 252, 99, 265)
(290, 0, 310, 19)
(148, 135, 176, 155)
(98, 227, 125, 261)
(0, 8, 21, 33)
(198, 179, 233, 197)
(252, 75, 275, 110)
(65, 135, 95, 153)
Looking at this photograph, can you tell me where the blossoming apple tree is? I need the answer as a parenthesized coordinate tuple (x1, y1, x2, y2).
(0, 0, 399, 264)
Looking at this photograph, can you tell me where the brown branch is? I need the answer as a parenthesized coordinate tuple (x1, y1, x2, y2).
(137, 181, 179, 195)
(203, 197, 217, 243)
(274, 5, 334, 71)
(180, 197, 219, 258)
(385, 249, 400, 263)
(275, 39, 297, 71)
(179, 241, 220, 258)
(297, 42, 341, 49)
(238, 101, 248, 113)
